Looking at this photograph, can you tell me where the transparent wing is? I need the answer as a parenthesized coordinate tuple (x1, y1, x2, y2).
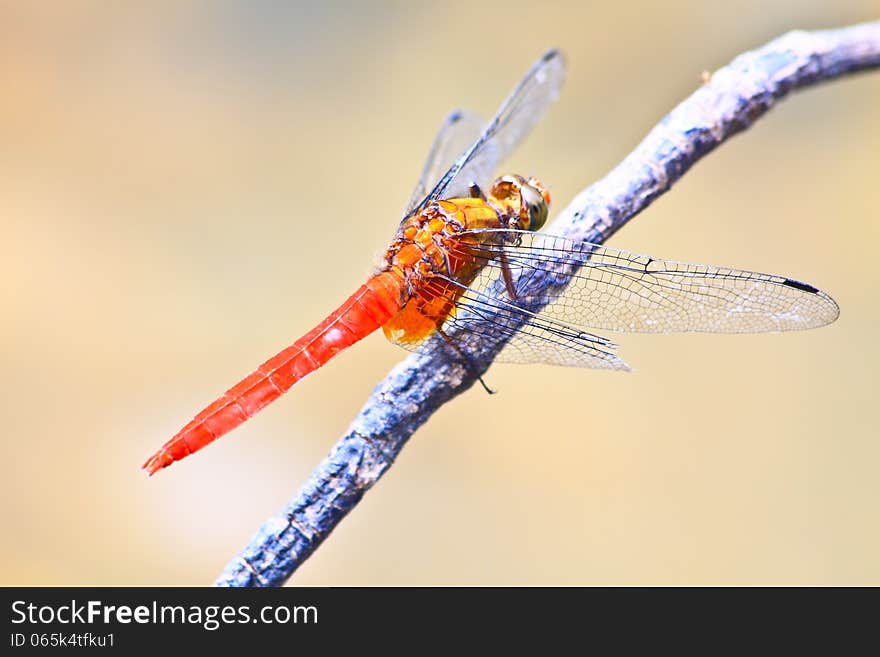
(398, 229, 838, 372)
(407, 49, 566, 218)
(447, 229, 840, 338)
(404, 274, 631, 371)
(401, 110, 485, 221)
(407, 231, 838, 371)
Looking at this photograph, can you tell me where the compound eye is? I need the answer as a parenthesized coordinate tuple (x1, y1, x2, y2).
(521, 183, 548, 231)
(527, 177, 551, 207)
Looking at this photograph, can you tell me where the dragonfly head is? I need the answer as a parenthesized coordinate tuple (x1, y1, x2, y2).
(489, 175, 551, 232)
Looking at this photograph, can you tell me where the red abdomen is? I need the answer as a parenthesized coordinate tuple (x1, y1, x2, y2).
(143, 272, 404, 474)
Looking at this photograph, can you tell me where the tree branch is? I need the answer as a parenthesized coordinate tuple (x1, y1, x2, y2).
(214, 21, 880, 587)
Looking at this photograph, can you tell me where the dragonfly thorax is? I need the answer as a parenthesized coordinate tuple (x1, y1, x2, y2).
(383, 174, 552, 284)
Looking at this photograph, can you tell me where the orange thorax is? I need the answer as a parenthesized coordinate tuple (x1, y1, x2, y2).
(381, 197, 504, 345)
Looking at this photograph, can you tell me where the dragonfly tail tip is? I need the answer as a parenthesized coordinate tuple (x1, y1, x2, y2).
(141, 453, 168, 477)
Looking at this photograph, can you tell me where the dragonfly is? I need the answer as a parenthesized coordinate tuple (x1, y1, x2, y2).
(143, 49, 839, 475)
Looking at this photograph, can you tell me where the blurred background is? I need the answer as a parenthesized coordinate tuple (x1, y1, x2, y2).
(2, 1, 878, 586)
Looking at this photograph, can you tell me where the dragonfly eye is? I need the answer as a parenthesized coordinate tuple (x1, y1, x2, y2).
(526, 176, 551, 207)
(521, 183, 548, 231)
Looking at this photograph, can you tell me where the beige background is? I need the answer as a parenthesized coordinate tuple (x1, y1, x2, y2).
(2, 2, 878, 585)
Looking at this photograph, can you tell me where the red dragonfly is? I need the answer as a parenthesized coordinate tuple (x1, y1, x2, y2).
(143, 50, 839, 475)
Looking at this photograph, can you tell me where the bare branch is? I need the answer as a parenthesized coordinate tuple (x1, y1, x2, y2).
(215, 21, 880, 587)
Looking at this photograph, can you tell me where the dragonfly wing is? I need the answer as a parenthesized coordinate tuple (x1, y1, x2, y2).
(408, 49, 567, 217)
(446, 229, 839, 337)
(401, 110, 486, 221)
(446, 282, 630, 369)
(406, 275, 631, 371)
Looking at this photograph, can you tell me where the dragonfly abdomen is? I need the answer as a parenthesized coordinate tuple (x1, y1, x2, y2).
(143, 272, 404, 474)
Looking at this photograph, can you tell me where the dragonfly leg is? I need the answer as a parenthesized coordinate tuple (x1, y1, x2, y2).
(468, 182, 486, 201)
(498, 248, 518, 300)
(437, 328, 496, 395)
(436, 239, 454, 277)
